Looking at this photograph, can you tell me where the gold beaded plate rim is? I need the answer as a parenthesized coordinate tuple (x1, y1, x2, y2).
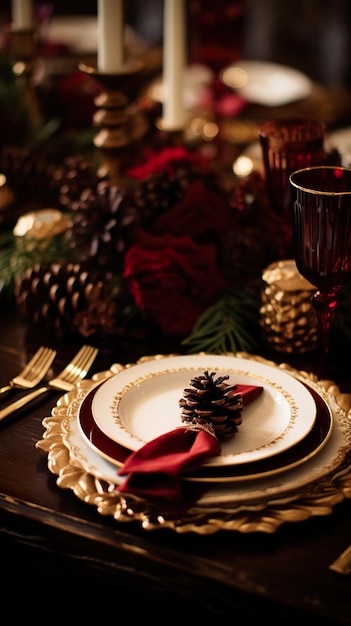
(90, 354, 317, 467)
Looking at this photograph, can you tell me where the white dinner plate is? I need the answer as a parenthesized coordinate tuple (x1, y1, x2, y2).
(78, 379, 332, 483)
(221, 60, 312, 106)
(91, 354, 316, 467)
(58, 372, 350, 509)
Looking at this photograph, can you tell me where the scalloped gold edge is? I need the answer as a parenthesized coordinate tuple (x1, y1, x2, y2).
(36, 353, 351, 534)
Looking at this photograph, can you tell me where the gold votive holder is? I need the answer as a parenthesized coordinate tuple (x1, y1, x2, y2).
(79, 62, 149, 186)
(260, 259, 318, 354)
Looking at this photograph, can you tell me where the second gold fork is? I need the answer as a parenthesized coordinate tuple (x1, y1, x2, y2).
(0, 345, 98, 422)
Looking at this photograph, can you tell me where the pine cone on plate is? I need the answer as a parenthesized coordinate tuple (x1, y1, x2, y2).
(179, 370, 244, 440)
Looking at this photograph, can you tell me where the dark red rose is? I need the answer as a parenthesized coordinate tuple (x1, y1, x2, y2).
(123, 233, 226, 336)
(126, 146, 209, 181)
(152, 179, 237, 243)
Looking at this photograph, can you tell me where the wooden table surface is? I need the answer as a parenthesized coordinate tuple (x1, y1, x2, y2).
(1, 303, 351, 624)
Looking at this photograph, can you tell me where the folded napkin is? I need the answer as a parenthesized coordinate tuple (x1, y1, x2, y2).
(117, 380, 263, 509)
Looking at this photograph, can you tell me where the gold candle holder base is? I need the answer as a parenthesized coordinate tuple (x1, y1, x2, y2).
(155, 118, 186, 145)
(79, 62, 149, 186)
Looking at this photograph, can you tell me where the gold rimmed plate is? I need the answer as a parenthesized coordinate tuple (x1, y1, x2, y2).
(90, 354, 317, 467)
(78, 380, 332, 483)
(59, 371, 349, 508)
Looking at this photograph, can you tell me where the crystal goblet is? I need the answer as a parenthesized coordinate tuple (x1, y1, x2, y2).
(289, 166, 351, 377)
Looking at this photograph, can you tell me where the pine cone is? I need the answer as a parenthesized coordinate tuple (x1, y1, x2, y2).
(47, 154, 102, 211)
(0, 145, 53, 208)
(133, 168, 195, 227)
(67, 181, 139, 269)
(14, 262, 105, 338)
(179, 370, 244, 440)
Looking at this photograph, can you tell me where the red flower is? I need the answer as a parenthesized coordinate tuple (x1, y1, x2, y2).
(152, 179, 237, 243)
(123, 232, 226, 336)
(126, 146, 209, 181)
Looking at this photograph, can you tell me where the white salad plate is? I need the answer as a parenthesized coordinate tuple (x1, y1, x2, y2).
(90, 354, 316, 467)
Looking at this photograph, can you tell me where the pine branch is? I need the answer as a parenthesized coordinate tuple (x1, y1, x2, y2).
(0, 231, 76, 295)
(182, 289, 261, 355)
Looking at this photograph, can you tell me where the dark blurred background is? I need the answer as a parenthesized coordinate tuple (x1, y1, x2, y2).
(1, 1, 351, 88)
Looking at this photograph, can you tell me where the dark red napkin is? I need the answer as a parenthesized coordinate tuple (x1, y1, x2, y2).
(117, 383, 263, 507)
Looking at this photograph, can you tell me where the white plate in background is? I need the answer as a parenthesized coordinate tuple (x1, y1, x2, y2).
(221, 60, 313, 106)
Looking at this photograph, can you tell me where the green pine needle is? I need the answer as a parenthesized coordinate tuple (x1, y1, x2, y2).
(182, 289, 261, 355)
(0, 231, 76, 296)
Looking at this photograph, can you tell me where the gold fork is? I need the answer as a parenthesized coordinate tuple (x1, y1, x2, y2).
(0, 346, 57, 395)
(0, 344, 98, 422)
(329, 544, 351, 575)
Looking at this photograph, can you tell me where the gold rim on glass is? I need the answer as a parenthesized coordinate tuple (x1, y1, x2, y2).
(289, 165, 351, 195)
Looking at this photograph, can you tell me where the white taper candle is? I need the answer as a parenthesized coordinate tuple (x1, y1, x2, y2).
(11, 0, 33, 29)
(163, 0, 186, 130)
(97, 0, 124, 73)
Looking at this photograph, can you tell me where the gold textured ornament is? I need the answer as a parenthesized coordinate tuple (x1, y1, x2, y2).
(260, 259, 318, 354)
(13, 209, 70, 240)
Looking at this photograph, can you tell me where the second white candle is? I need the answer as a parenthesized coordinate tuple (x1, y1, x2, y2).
(97, 0, 124, 74)
(12, 0, 33, 29)
(163, 0, 186, 130)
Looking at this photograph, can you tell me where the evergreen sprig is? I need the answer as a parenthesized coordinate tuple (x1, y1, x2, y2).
(0, 231, 75, 296)
(181, 289, 261, 355)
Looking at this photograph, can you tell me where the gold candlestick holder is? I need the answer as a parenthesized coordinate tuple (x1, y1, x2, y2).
(79, 61, 149, 186)
(7, 26, 42, 139)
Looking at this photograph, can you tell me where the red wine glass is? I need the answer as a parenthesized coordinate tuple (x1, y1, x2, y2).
(289, 166, 351, 377)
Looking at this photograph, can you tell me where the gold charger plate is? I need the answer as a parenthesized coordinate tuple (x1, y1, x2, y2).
(36, 353, 351, 535)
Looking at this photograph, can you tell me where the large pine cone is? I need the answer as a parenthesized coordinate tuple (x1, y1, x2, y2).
(179, 370, 244, 440)
(0, 145, 53, 211)
(14, 262, 105, 338)
(67, 181, 139, 269)
(132, 168, 194, 227)
(47, 154, 102, 211)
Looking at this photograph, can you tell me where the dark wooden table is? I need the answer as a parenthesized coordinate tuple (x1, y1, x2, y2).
(1, 303, 351, 624)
